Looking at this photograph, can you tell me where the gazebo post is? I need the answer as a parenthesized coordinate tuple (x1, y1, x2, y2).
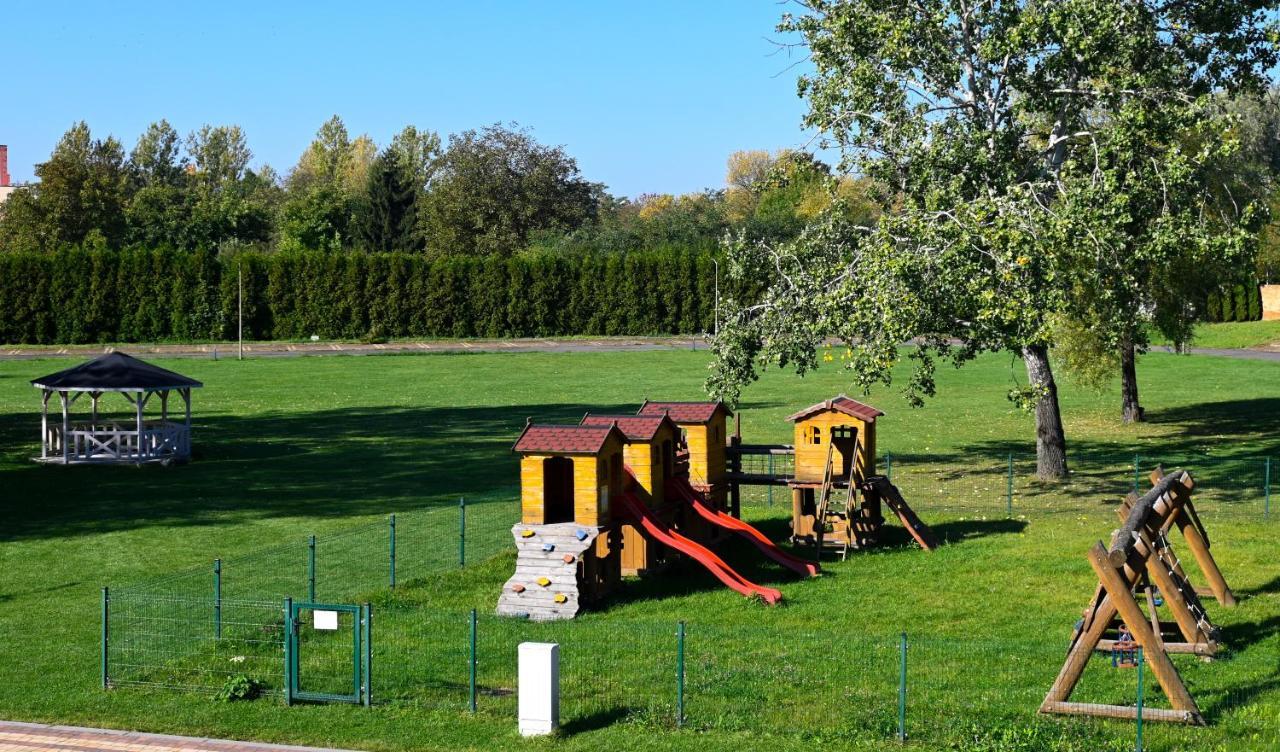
(60, 391, 69, 463)
(182, 388, 192, 457)
(91, 391, 100, 425)
(160, 389, 169, 422)
(40, 390, 49, 460)
(135, 390, 145, 462)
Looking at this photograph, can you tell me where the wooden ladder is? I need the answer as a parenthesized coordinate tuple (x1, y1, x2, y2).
(814, 439, 860, 561)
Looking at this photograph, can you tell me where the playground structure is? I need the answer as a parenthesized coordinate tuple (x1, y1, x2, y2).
(1041, 468, 1235, 725)
(496, 395, 935, 620)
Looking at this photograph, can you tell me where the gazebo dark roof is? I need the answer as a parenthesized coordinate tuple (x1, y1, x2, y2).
(31, 352, 203, 392)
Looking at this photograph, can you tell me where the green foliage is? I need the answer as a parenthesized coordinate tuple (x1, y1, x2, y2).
(419, 124, 601, 256)
(1206, 291, 1223, 323)
(945, 721, 1131, 752)
(359, 150, 419, 253)
(0, 248, 722, 344)
(214, 674, 261, 702)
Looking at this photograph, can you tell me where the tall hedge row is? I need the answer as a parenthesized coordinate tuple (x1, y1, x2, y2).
(1204, 282, 1264, 323)
(0, 249, 751, 344)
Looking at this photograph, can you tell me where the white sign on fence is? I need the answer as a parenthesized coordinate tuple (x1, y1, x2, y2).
(313, 609, 339, 631)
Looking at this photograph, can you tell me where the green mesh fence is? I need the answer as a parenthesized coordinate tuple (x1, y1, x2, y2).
(736, 452, 1278, 524)
(101, 460, 1280, 748)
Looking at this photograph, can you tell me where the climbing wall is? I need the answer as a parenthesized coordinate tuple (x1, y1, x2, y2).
(496, 522, 604, 621)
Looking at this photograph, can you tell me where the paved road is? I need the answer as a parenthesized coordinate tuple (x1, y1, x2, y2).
(0, 721, 363, 752)
(0, 336, 706, 361)
(1152, 345, 1280, 361)
(0, 337, 1275, 362)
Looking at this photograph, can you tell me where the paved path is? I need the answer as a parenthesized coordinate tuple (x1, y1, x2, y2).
(0, 336, 706, 361)
(0, 337, 1275, 362)
(0, 721, 362, 752)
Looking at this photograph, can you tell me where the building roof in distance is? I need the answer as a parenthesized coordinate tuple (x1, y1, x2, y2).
(580, 413, 677, 442)
(512, 423, 623, 455)
(636, 400, 731, 424)
(787, 394, 884, 423)
(31, 352, 203, 392)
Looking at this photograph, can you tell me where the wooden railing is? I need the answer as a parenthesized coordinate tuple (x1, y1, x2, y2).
(46, 420, 190, 463)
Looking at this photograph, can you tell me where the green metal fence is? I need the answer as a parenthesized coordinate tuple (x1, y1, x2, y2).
(101, 458, 1280, 749)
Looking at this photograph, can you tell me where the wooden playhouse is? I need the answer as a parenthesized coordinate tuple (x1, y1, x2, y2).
(497, 422, 628, 620)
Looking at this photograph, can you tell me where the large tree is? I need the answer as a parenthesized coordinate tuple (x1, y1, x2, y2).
(708, 0, 1277, 479)
(0, 122, 130, 252)
(359, 149, 419, 253)
(419, 124, 600, 256)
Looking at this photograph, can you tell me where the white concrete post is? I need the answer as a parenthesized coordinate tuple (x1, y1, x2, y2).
(518, 642, 559, 736)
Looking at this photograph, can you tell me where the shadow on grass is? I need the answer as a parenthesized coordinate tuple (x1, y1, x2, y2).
(0, 401, 636, 544)
(926, 518, 1028, 545)
(559, 706, 635, 735)
(1237, 575, 1280, 598)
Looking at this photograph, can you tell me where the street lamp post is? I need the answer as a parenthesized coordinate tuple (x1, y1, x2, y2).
(712, 258, 720, 337)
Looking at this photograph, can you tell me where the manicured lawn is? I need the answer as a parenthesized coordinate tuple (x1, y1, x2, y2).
(0, 349, 1277, 751)
(1151, 320, 1280, 350)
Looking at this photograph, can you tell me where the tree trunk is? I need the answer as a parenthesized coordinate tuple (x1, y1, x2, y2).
(1023, 344, 1068, 480)
(1120, 337, 1144, 424)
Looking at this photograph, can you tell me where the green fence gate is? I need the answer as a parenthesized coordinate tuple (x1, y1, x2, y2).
(285, 599, 372, 706)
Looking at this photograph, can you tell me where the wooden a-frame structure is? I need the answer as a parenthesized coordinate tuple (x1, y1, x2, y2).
(1041, 470, 1228, 725)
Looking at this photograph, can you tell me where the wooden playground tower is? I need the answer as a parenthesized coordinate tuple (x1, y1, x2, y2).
(496, 395, 935, 620)
(1041, 467, 1236, 725)
(727, 395, 937, 559)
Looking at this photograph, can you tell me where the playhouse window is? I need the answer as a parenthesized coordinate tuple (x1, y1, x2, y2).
(810, 426, 822, 445)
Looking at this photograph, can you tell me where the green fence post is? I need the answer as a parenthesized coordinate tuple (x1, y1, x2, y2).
(1006, 453, 1013, 518)
(886, 452, 893, 483)
(213, 558, 222, 639)
(677, 621, 686, 728)
(469, 608, 478, 713)
(389, 514, 397, 589)
(1136, 646, 1145, 752)
(363, 603, 373, 707)
(767, 455, 774, 507)
(283, 597, 294, 706)
(308, 535, 316, 602)
(1265, 457, 1271, 520)
(459, 497, 467, 568)
(101, 587, 109, 690)
(898, 632, 908, 743)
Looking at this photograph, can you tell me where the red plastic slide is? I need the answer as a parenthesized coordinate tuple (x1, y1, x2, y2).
(669, 478, 820, 577)
(615, 492, 782, 605)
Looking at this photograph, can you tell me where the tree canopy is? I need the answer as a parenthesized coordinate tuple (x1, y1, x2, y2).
(708, 0, 1279, 478)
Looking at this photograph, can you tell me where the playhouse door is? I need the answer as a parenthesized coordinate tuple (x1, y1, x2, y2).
(831, 426, 858, 480)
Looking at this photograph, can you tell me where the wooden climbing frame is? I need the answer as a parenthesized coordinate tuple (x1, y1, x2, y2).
(1041, 470, 1221, 725)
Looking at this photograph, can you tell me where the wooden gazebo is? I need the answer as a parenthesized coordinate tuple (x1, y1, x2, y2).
(31, 352, 203, 465)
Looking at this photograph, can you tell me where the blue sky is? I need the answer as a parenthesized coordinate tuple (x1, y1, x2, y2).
(3, 1, 821, 197)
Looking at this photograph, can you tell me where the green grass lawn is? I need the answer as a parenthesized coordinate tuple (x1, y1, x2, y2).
(1150, 320, 1280, 350)
(0, 349, 1277, 751)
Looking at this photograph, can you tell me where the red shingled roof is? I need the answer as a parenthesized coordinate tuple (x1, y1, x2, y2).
(512, 423, 622, 455)
(580, 413, 676, 442)
(637, 400, 730, 424)
(787, 395, 884, 423)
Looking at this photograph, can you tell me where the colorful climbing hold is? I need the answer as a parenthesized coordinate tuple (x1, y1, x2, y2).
(562, 554, 575, 564)
(512, 583, 526, 593)
(554, 594, 568, 604)
(542, 543, 555, 552)
(537, 576, 551, 587)
(521, 530, 535, 538)
(575, 529, 589, 541)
